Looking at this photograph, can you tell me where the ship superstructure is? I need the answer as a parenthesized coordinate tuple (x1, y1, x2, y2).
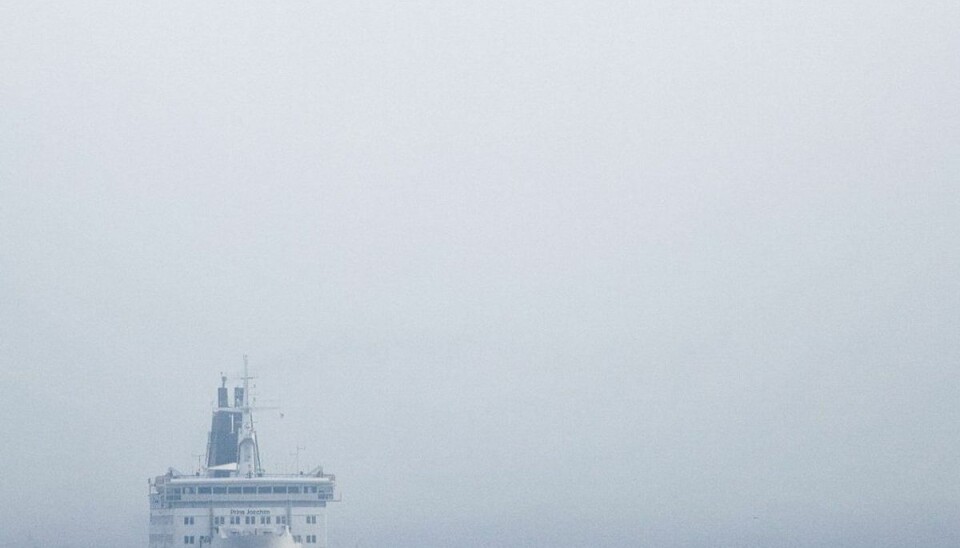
(150, 360, 337, 547)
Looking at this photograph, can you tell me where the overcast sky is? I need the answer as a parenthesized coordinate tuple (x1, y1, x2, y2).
(1, 1, 959, 547)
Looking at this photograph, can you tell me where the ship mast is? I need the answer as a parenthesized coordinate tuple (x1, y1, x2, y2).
(236, 354, 261, 477)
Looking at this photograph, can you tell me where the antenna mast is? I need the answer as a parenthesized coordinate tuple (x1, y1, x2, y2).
(243, 354, 250, 408)
(237, 354, 261, 477)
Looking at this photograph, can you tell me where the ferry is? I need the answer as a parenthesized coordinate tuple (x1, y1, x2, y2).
(149, 359, 337, 547)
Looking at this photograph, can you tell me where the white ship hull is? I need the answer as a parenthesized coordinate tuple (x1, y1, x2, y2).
(211, 531, 301, 548)
(212, 541, 298, 548)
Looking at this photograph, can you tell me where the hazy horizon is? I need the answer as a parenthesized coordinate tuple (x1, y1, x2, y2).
(2, 1, 959, 546)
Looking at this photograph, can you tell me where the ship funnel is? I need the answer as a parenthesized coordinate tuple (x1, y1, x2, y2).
(234, 387, 244, 408)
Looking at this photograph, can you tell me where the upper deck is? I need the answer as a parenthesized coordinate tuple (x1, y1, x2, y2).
(151, 473, 337, 509)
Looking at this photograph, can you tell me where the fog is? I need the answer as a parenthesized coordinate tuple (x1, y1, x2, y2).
(1, 1, 958, 546)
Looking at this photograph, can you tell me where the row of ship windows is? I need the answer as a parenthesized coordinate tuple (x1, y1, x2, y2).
(171, 485, 325, 495)
(183, 535, 318, 544)
(211, 515, 295, 525)
(185, 515, 317, 525)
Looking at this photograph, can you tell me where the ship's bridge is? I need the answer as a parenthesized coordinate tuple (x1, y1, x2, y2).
(151, 474, 336, 509)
